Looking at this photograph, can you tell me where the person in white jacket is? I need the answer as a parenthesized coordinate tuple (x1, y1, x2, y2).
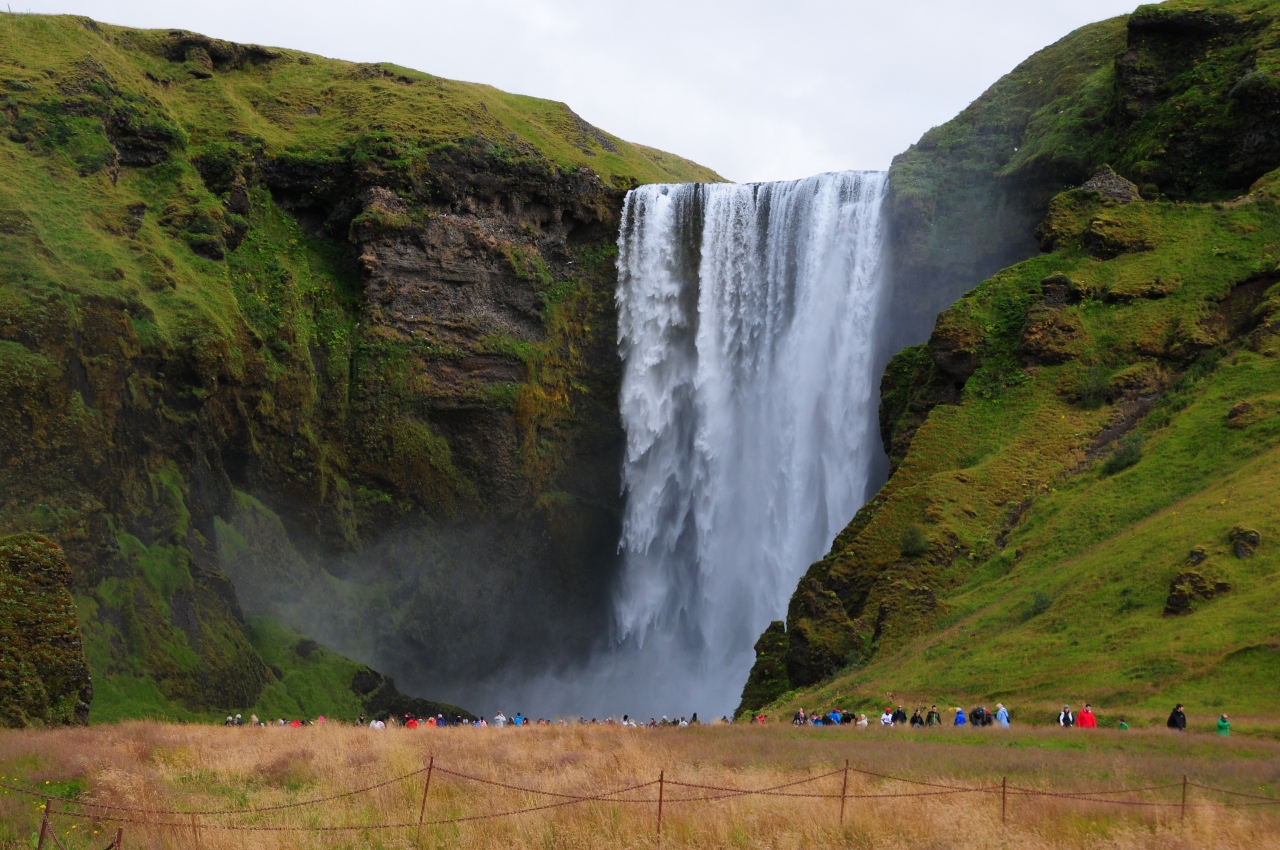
(493, 711, 507, 728)
(880, 709, 894, 726)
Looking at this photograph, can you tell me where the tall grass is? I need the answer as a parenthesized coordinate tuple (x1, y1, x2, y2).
(1, 723, 1278, 849)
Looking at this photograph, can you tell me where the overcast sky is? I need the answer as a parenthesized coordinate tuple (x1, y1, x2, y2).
(17, 0, 1140, 181)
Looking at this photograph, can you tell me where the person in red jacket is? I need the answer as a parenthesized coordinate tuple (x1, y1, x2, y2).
(1077, 703, 1098, 728)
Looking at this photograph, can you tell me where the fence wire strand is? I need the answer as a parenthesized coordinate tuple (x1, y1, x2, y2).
(5, 759, 1278, 835)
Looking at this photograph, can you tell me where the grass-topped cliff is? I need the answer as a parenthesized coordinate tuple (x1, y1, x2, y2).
(879, 0, 1280, 356)
(0, 12, 718, 723)
(742, 0, 1280, 721)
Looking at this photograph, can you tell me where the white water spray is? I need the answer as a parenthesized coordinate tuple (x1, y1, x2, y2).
(609, 171, 889, 715)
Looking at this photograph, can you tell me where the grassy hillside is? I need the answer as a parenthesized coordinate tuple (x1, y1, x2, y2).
(881, 0, 1280, 356)
(743, 0, 1280, 720)
(750, 177, 1280, 719)
(0, 13, 717, 723)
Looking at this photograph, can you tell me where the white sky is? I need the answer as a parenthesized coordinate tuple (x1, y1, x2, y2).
(16, 0, 1140, 182)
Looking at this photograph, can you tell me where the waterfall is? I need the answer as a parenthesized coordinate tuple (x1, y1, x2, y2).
(611, 171, 889, 715)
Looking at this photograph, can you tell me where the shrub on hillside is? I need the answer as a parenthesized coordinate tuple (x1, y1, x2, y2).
(1020, 590, 1053, 623)
(900, 525, 931, 558)
(1102, 434, 1143, 475)
(1077, 365, 1110, 409)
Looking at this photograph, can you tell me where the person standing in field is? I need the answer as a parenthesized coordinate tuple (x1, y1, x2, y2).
(1217, 714, 1231, 736)
(892, 705, 908, 725)
(954, 707, 966, 726)
(910, 708, 924, 727)
(1117, 717, 1129, 730)
(995, 703, 1010, 728)
(1167, 704, 1187, 731)
(881, 708, 894, 726)
(1058, 705, 1074, 727)
(1077, 704, 1097, 728)
(856, 713, 869, 727)
(926, 705, 942, 726)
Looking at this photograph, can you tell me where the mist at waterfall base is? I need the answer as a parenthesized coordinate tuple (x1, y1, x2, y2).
(446, 171, 891, 719)
(223, 171, 894, 719)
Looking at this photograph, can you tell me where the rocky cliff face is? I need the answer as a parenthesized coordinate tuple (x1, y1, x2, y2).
(0, 14, 718, 720)
(0, 534, 93, 726)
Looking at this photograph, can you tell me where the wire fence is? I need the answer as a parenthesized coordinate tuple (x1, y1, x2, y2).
(7, 757, 1279, 846)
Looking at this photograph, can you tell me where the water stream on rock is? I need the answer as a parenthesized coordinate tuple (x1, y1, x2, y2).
(603, 171, 890, 716)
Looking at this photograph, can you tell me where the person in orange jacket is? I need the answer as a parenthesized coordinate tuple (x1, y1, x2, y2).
(1077, 703, 1098, 728)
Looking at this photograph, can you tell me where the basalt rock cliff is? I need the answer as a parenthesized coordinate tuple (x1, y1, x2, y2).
(0, 13, 717, 722)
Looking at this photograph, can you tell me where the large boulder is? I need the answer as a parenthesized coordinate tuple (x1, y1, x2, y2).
(1164, 570, 1230, 616)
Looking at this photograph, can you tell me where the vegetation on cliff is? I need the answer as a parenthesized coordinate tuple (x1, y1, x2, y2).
(743, 0, 1280, 718)
(0, 13, 718, 722)
(880, 0, 1280, 355)
(0, 534, 92, 726)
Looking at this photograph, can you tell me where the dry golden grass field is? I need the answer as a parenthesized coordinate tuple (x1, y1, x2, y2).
(1, 721, 1278, 849)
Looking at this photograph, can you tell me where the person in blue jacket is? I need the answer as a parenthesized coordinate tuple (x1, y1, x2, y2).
(995, 703, 1010, 728)
(954, 707, 967, 726)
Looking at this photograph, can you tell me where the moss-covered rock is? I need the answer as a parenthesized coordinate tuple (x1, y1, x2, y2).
(1230, 525, 1261, 558)
(1164, 571, 1231, 616)
(784, 576, 859, 688)
(0, 534, 92, 726)
(736, 621, 790, 717)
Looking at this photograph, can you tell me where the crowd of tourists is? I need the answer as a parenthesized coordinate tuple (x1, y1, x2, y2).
(224, 701, 1231, 735)
(361, 712, 728, 729)
(779, 701, 1231, 734)
(783, 703, 1009, 728)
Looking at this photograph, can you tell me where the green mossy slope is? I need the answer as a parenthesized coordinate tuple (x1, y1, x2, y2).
(744, 0, 1280, 719)
(743, 176, 1280, 718)
(0, 13, 719, 721)
(882, 0, 1280, 354)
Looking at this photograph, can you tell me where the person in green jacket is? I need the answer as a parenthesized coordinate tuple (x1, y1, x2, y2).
(1217, 714, 1231, 736)
(1117, 717, 1129, 730)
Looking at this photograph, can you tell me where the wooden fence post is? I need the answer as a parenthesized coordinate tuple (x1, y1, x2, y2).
(113, 827, 124, 850)
(1001, 776, 1007, 824)
(1181, 774, 1188, 823)
(416, 755, 435, 844)
(657, 770, 665, 841)
(35, 800, 50, 850)
(839, 760, 849, 825)
(190, 812, 201, 849)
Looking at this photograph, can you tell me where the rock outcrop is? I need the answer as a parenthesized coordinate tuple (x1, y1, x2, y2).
(0, 534, 93, 727)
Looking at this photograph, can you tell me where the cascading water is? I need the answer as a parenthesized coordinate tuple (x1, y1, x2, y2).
(608, 171, 889, 715)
